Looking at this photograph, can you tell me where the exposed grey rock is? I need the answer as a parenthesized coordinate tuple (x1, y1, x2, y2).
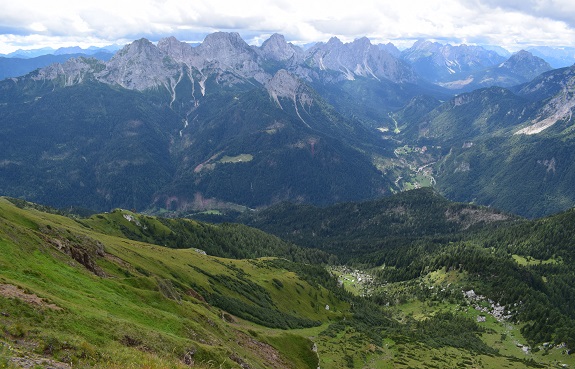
(266, 69, 313, 109)
(516, 73, 575, 134)
(196, 32, 268, 84)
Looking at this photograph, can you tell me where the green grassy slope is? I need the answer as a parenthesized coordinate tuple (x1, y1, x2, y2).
(0, 197, 341, 368)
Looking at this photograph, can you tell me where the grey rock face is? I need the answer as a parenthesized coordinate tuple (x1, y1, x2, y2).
(195, 32, 268, 84)
(157, 36, 196, 65)
(267, 69, 313, 105)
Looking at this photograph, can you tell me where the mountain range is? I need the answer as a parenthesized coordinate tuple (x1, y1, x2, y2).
(1, 32, 575, 218)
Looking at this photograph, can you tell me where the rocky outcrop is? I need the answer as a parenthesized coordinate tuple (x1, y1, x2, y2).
(267, 70, 312, 105)
(41, 226, 106, 277)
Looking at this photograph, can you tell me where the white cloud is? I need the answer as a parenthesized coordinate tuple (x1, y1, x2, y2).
(0, 0, 574, 53)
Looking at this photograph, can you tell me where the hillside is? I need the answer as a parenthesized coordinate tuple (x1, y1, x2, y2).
(2, 195, 575, 368)
(0, 197, 338, 368)
(241, 188, 516, 261)
(244, 189, 575, 365)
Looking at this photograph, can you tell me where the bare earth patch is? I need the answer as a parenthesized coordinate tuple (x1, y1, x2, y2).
(10, 355, 71, 369)
(0, 284, 61, 310)
(236, 332, 291, 369)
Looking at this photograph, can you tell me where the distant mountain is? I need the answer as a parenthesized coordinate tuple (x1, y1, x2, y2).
(497, 50, 553, 81)
(527, 46, 575, 68)
(306, 37, 419, 84)
(481, 45, 512, 57)
(436, 50, 553, 91)
(54, 45, 122, 55)
(0, 52, 114, 80)
(3, 45, 121, 58)
(4, 47, 56, 58)
(401, 40, 506, 82)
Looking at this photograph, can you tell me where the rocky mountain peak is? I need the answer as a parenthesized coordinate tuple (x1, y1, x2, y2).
(194, 32, 267, 84)
(402, 40, 506, 81)
(101, 38, 181, 90)
(106, 38, 167, 69)
(262, 33, 287, 47)
(260, 33, 303, 62)
(410, 40, 439, 51)
(113, 38, 159, 58)
(500, 50, 552, 81)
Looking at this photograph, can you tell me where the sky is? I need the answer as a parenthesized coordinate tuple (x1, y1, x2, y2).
(1, 0, 575, 54)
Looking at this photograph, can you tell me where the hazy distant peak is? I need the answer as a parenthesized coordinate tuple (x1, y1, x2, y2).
(352, 37, 371, 46)
(499, 50, 552, 80)
(326, 36, 343, 46)
(264, 33, 287, 44)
